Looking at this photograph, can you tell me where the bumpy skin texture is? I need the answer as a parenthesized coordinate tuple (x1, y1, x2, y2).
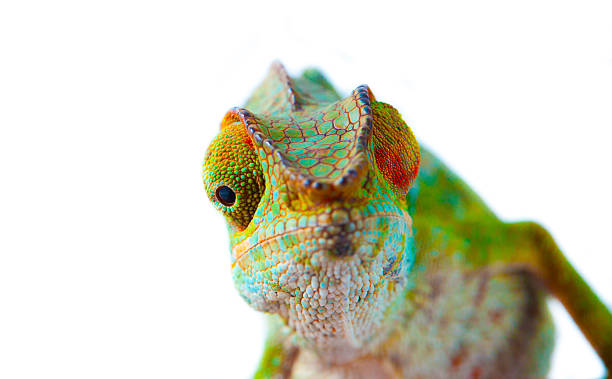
(203, 63, 612, 378)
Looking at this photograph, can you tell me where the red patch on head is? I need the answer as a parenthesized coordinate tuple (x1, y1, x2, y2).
(374, 147, 418, 194)
(370, 101, 420, 196)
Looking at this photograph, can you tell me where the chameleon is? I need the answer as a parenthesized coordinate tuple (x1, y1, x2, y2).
(202, 62, 612, 378)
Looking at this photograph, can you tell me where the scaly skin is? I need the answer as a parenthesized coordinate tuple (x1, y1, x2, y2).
(202, 62, 612, 378)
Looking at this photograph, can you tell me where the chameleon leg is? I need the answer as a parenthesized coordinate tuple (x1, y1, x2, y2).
(507, 221, 612, 371)
(254, 315, 299, 379)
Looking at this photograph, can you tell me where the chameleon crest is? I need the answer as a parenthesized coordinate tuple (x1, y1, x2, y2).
(206, 62, 420, 209)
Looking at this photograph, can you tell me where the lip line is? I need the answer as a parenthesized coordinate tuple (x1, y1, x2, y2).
(231, 212, 409, 268)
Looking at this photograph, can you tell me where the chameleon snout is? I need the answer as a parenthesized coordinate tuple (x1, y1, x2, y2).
(315, 221, 357, 258)
(330, 234, 354, 257)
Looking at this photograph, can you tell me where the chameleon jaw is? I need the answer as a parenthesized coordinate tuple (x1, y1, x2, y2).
(229, 210, 415, 360)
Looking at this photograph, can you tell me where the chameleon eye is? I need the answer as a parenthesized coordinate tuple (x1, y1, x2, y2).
(203, 119, 265, 230)
(216, 185, 236, 207)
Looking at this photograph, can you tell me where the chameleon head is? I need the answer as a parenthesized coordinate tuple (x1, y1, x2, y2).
(202, 66, 420, 361)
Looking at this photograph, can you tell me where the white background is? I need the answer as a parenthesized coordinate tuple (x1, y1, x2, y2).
(1, 0, 611, 378)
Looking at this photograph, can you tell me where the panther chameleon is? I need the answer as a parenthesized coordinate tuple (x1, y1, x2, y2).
(202, 62, 611, 378)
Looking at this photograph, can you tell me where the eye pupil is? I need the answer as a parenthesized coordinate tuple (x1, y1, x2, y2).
(216, 186, 236, 206)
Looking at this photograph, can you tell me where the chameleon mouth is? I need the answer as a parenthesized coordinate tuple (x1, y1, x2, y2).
(231, 212, 409, 269)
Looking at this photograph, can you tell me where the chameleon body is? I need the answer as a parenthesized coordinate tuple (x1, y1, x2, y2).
(202, 63, 612, 378)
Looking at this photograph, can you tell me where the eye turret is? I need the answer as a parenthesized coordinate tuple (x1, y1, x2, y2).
(203, 121, 264, 230)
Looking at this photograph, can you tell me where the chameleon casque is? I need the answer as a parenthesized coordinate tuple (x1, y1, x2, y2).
(202, 62, 612, 378)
